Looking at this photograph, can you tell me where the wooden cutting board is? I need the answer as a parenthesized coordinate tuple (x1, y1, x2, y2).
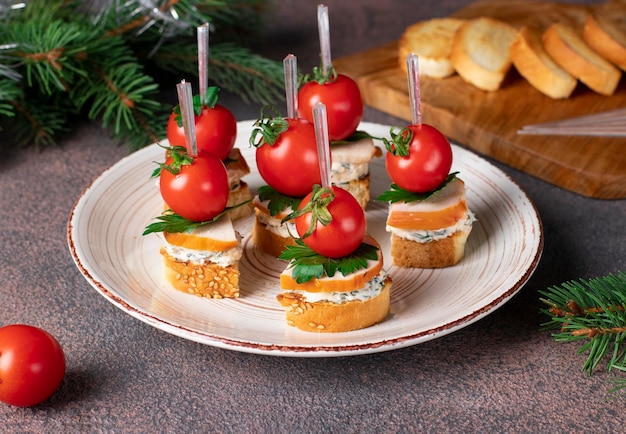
(333, 0, 626, 199)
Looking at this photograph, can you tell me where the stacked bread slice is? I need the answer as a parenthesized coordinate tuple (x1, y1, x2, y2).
(277, 235, 391, 332)
(160, 214, 243, 299)
(398, 1, 626, 98)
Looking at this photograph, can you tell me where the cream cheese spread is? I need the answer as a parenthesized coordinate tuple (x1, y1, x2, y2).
(387, 211, 476, 243)
(282, 272, 388, 304)
(163, 244, 242, 267)
(330, 162, 370, 184)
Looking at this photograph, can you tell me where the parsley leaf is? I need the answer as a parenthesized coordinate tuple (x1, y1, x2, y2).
(331, 129, 382, 144)
(376, 172, 459, 203)
(279, 239, 380, 284)
(143, 199, 252, 236)
(257, 185, 302, 216)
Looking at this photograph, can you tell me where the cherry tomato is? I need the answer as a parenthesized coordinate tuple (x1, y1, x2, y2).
(385, 124, 453, 193)
(166, 104, 237, 160)
(159, 153, 229, 222)
(295, 186, 366, 258)
(255, 118, 322, 197)
(298, 73, 363, 142)
(0, 324, 66, 407)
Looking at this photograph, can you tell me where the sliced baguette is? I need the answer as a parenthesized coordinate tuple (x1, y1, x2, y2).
(510, 26, 577, 99)
(252, 211, 297, 258)
(582, 13, 626, 71)
(398, 17, 466, 78)
(330, 138, 381, 209)
(160, 215, 242, 298)
(386, 178, 473, 269)
(276, 277, 391, 333)
(543, 22, 621, 95)
(450, 17, 518, 91)
(390, 230, 470, 269)
(251, 199, 297, 258)
(224, 148, 253, 220)
(162, 249, 240, 298)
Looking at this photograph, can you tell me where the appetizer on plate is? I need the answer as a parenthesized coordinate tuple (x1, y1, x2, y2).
(144, 80, 248, 299)
(378, 54, 474, 268)
(278, 185, 391, 333)
(144, 145, 245, 299)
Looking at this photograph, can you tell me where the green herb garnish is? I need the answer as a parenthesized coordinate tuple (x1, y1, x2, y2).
(142, 200, 252, 236)
(257, 185, 302, 217)
(330, 130, 382, 145)
(279, 239, 379, 284)
(376, 172, 459, 203)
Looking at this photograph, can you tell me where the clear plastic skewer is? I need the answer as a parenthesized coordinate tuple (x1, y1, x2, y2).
(313, 102, 332, 188)
(317, 4, 332, 76)
(197, 23, 210, 106)
(283, 54, 298, 119)
(406, 54, 422, 126)
(176, 80, 197, 157)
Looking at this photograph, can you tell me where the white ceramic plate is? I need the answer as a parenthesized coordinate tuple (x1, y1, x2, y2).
(68, 121, 543, 357)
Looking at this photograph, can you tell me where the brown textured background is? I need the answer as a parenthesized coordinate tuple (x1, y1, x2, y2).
(1, 0, 625, 432)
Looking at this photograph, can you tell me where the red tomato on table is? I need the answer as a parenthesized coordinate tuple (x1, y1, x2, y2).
(159, 154, 230, 222)
(294, 186, 366, 258)
(0, 324, 66, 407)
(254, 118, 322, 198)
(297, 73, 363, 142)
(385, 124, 453, 193)
(166, 104, 236, 160)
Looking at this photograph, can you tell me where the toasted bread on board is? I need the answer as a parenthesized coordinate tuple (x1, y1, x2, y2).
(398, 17, 466, 78)
(510, 25, 577, 99)
(582, 12, 626, 72)
(450, 17, 518, 91)
(543, 22, 621, 95)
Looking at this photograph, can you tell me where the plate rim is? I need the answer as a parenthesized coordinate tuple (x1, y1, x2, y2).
(67, 121, 544, 357)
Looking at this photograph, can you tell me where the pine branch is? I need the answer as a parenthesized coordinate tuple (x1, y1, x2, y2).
(0, 79, 20, 117)
(3, 95, 74, 147)
(152, 41, 284, 104)
(0, 0, 283, 149)
(540, 271, 626, 390)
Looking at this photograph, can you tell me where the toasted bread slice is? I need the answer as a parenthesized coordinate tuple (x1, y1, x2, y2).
(252, 198, 297, 258)
(276, 277, 391, 333)
(582, 13, 626, 72)
(390, 230, 470, 268)
(398, 18, 466, 78)
(386, 178, 473, 269)
(510, 26, 577, 99)
(226, 180, 253, 220)
(162, 249, 240, 298)
(224, 148, 250, 185)
(450, 17, 518, 91)
(224, 148, 253, 220)
(160, 215, 242, 298)
(330, 138, 381, 209)
(252, 211, 297, 258)
(543, 22, 621, 95)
